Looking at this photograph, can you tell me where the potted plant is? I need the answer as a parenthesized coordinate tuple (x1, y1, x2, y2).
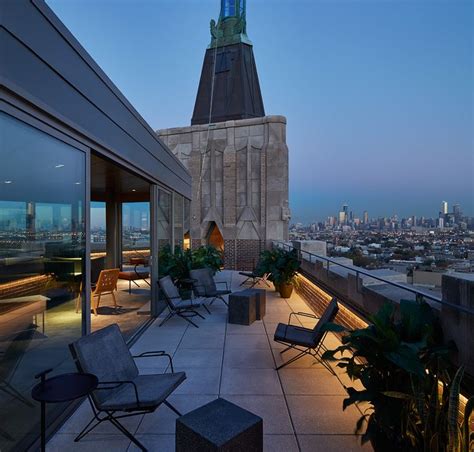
(323, 299, 473, 452)
(158, 245, 194, 298)
(255, 249, 280, 291)
(192, 245, 223, 275)
(272, 248, 300, 298)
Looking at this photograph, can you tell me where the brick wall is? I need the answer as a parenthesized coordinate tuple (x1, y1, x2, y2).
(295, 274, 368, 333)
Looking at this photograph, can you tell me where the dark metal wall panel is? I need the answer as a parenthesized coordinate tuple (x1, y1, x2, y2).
(1, 0, 191, 198)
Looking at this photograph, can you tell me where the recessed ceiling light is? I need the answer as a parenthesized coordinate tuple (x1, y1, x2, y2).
(4, 180, 13, 184)
(132, 189, 137, 192)
(75, 182, 81, 185)
(55, 164, 65, 168)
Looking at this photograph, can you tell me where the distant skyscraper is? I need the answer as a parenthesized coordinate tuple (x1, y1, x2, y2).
(441, 201, 448, 215)
(338, 211, 346, 225)
(453, 203, 462, 221)
(363, 211, 369, 224)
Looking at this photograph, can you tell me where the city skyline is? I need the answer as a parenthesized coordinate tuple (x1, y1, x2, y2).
(296, 199, 471, 226)
(47, 0, 473, 223)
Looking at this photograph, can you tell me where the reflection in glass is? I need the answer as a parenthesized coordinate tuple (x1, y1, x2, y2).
(0, 113, 85, 451)
(174, 193, 184, 249)
(183, 198, 191, 250)
(122, 202, 150, 254)
(157, 190, 171, 252)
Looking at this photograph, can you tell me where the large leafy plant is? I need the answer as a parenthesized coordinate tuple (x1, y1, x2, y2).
(191, 245, 223, 275)
(323, 299, 472, 451)
(159, 245, 223, 282)
(271, 248, 300, 285)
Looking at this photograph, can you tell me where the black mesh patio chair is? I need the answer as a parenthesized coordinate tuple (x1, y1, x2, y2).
(189, 268, 231, 307)
(238, 270, 271, 288)
(274, 298, 339, 372)
(69, 324, 186, 451)
(159, 275, 205, 328)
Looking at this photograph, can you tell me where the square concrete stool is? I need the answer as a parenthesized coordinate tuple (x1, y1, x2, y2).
(246, 288, 266, 320)
(176, 398, 263, 452)
(228, 290, 257, 325)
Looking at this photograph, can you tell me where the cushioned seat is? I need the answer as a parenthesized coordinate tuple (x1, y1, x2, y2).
(274, 323, 315, 348)
(98, 372, 186, 411)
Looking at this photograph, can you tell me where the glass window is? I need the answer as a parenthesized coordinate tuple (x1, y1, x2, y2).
(0, 112, 85, 451)
(183, 198, 191, 250)
(222, 0, 236, 17)
(157, 189, 171, 250)
(174, 193, 184, 249)
(122, 202, 150, 254)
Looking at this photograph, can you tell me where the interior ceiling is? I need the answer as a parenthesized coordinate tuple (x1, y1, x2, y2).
(91, 153, 150, 202)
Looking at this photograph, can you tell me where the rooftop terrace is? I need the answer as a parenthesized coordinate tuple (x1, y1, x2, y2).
(47, 271, 372, 452)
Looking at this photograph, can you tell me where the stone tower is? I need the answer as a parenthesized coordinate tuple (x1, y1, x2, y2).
(157, 0, 290, 270)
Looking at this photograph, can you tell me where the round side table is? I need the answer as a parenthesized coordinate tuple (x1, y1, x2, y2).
(31, 369, 98, 452)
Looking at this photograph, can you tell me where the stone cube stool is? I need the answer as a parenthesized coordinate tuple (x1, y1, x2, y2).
(246, 288, 266, 320)
(176, 398, 263, 452)
(228, 290, 257, 325)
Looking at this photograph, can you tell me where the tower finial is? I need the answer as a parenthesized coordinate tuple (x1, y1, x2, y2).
(210, 0, 251, 48)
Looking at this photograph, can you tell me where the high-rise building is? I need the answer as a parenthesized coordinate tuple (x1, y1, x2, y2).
(453, 203, 462, 221)
(158, 0, 290, 269)
(441, 201, 448, 215)
(363, 211, 369, 224)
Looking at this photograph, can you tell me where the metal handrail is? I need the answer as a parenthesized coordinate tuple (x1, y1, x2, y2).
(273, 241, 474, 316)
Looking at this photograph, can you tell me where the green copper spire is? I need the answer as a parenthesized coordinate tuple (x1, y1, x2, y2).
(209, 0, 252, 48)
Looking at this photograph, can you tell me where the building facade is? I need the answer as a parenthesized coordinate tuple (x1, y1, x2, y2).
(158, 0, 290, 269)
(0, 1, 190, 450)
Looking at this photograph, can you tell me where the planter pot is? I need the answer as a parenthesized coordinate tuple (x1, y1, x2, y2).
(279, 283, 293, 299)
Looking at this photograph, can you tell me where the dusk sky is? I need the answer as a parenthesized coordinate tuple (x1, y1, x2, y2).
(47, 0, 473, 223)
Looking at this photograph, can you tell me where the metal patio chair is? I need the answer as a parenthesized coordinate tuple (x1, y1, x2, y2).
(273, 298, 339, 372)
(238, 270, 271, 288)
(189, 268, 231, 307)
(158, 276, 205, 328)
(69, 323, 186, 451)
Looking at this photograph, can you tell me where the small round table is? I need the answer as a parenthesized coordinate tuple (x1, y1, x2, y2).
(31, 369, 98, 452)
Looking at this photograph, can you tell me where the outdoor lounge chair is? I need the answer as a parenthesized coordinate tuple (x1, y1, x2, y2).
(238, 270, 271, 288)
(189, 268, 231, 307)
(69, 323, 186, 451)
(158, 275, 206, 328)
(273, 298, 339, 372)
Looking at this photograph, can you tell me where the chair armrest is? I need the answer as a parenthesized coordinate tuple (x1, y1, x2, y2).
(133, 351, 175, 373)
(215, 281, 229, 290)
(288, 311, 320, 325)
(96, 380, 140, 407)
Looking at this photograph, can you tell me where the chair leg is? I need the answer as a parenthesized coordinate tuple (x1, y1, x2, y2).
(163, 400, 182, 416)
(159, 310, 174, 327)
(111, 291, 118, 308)
(93, 294, 100, 316)
(276, 348, 309, 370)
(202, 303, 211, 315)
(108, 415, 147, 451)
(179, 313, 199, 328)
(217, 296, 228, 306)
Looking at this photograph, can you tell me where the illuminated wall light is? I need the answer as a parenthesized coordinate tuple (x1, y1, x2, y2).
(132, 189, 137, 192)
(75, 182, 81, 185)
(4, 180, 13, 184)
(55, 164, 65, 168)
